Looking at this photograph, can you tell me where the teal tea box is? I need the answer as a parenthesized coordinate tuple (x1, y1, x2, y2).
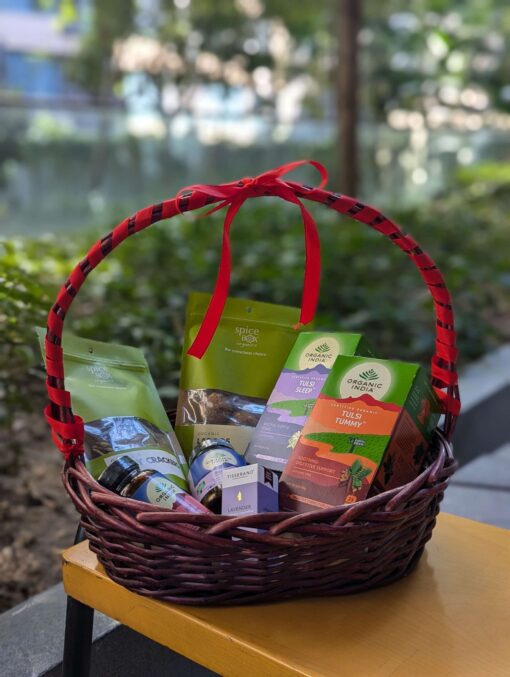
(244, 332, 373, 473)
(221, 464, 279, 517)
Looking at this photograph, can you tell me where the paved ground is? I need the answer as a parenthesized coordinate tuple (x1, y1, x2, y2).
(442, 443, 510, 530)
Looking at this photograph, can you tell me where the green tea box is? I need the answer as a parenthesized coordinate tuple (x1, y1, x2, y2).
(280, 355, 441, 512)
(244, 332, 373, 473)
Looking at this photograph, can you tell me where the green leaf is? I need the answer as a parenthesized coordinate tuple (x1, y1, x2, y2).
(351, 459, 362, 473)
(359, 368, 379, 381)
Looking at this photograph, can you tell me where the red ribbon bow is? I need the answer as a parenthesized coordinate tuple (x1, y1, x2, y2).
(178, 160, 327, 359)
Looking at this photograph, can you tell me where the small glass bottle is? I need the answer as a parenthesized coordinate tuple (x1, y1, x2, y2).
(99, 455, 210, 514)
(188, 438, 246, 513)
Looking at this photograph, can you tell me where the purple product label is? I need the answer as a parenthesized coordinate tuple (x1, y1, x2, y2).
(189, 468, 223, 502)
(266, 367, 330, 424)
(222, 483, 258, 517)
(258, 483, 279, 512)
(246, 366, 331, 471)
(188, 448, 245, 502)
(221, 478, 278, 517)
(131, 473, 177, 507)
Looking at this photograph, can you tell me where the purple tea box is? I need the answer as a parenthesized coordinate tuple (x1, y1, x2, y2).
(221, 464, 279, 517)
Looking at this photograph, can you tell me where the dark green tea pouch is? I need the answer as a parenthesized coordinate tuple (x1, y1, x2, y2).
(175, 292, 304, 457)
(36, 328, 188, 488)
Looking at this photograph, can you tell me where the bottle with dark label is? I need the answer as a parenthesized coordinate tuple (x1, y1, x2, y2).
(99, 455, 210, 514)
(188, 438, 246, 513)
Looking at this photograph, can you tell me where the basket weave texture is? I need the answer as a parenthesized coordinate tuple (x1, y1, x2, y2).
(44, 163, 460, 605)
(65, 434, 455, 605)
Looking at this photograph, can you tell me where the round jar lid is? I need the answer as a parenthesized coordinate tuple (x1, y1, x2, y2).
(98, 455, 140, 493)
(190, 437, 235, 463)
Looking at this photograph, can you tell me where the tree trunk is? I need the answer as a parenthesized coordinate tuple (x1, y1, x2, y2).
(337, 0, 361, 196)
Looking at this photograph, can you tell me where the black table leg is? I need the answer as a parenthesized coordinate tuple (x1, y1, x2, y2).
(62, 525, 95, 677)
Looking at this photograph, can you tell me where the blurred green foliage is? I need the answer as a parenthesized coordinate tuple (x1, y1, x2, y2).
(63, 0, 510, 122)
(0, 244, 49, 457)
(364, 0, 510, 119)
(456, 162, 510, 187)
(65, 0, 333, 111)
(2, 170, 509, 443)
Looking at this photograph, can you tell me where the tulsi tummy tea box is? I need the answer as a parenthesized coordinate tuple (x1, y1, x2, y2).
(280, 355, 441, 512)
(245, 332, 373, 473)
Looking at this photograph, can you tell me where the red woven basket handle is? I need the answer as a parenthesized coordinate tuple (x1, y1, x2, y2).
(43, 164, 460, 459)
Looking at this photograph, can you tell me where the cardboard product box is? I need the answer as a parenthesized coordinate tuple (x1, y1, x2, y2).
(245, 332, 373, 473)
(280, 355, 441, 513)
(222, 464, 279, 518)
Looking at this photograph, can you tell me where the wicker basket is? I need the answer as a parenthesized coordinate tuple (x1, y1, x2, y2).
(43, 162, 460, 606)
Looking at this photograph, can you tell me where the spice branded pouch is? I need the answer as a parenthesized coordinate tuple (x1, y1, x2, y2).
(175, 292, 303, 457)
(36, 328, 188, 488)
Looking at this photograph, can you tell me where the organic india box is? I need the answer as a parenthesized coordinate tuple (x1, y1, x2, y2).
(280, 355, 441, 512)
(245, 332, 373, 473)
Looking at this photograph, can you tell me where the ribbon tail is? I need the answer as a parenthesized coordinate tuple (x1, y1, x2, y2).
(277, 186, 321, 329)
(298, 200, 321, 326)
(187, 198, 245, 358)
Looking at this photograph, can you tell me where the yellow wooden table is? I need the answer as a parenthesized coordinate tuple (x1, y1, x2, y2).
(62, 513, 510, 677)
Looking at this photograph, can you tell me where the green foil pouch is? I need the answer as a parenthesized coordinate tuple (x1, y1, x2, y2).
(175, 292, 303, 457)
(36, 328, 188, 488)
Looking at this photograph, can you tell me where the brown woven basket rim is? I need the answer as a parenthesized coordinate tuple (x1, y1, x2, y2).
(64, 429, 456, 540)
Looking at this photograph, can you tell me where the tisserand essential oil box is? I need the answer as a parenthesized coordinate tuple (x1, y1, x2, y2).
(244, 332, 373, 473)
(221, 464, 279, 518)
(280, 355, 441, 513)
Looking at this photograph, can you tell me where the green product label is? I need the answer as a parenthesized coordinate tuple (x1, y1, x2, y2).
(322, 355, 421, 406)
(179, 292, 303, 399)
(303, 431, 391, 464)
(36, 328, 171, 432)
(36, 328, 187, 481)
(283, 331, 372, 371)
